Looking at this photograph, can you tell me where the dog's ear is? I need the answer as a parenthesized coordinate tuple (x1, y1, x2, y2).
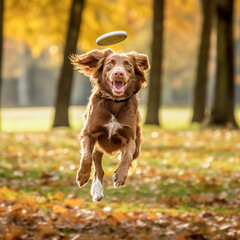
(128, 52, 150, 85)
(70, 48, 114, 78)
(134, 53, 150, 72)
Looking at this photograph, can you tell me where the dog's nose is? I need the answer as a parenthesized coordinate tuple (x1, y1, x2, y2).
(114, 70, 124, 78)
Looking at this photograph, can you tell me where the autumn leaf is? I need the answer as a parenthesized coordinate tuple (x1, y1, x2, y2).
(148, 212, 159, 220)
(0, 186, 18, 200)
(52, 204, 68, 213)
(1, 128, 240, 239)
(115, 212, 134, 222)
(35, 225, 59, 238)
(4, 226, 26, 240)
(52, 192, 65, 200)
(106, 215, 118, 227)
(65, 198, 83, 208)
(175, 234, 187, 240)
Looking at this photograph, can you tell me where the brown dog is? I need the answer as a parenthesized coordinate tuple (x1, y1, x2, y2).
(70, 49, 150, 201)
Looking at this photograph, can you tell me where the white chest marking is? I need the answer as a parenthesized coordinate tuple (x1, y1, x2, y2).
(91, 177, 104, 202)
(104, 115, 123, 138)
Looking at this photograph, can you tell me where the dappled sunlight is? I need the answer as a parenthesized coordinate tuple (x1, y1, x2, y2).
(1, 127, 240, 238)
(5, 106, 240, 132)
(1, 0, 240, 239)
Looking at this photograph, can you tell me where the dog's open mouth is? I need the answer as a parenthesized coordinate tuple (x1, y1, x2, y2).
(111, 81, 127, 95)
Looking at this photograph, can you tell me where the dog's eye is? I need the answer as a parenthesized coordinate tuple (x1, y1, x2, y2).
(107, 62, 113, 67)
(126, 63, 132, 68)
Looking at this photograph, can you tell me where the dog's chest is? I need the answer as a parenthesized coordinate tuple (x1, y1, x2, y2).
(104, 115, 123, 137)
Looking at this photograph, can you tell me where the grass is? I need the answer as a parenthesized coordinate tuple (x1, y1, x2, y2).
(1, 106, 197, 132)
(1, 107, 240, 239)
(1, 107, 86, 132)
(2, 106, 240, 132)
(1, 107, 240, 213)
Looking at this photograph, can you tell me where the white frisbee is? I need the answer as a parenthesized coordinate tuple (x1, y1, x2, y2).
(96, 31, 127, 46)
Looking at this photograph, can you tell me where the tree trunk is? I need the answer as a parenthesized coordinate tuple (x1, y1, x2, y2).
(0, 0, 3, 131)
(208, 0, 238, 128)
(192, 0, 214, 123)
(53, 0, 85, 127)
(145, 0, 164, 125)
(18, 45, 32, 107)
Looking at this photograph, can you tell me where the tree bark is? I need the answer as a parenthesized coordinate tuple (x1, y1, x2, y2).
(192, 0, 214, 123)
(0, 0, 3, 131)
(18, 45, 32, 107)
(53, 0, 85, 127)
(145, 0, 164, 125)
(208, 0, 238, 128)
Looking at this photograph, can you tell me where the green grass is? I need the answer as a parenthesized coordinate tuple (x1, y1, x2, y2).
(1, 107, 240, 216)
(1, 129, 240, 215)
(1, 106, 196, 132)
(1, 107, 86, 132)
(2, 106, 240, 132)
(1, 107, 240, 239)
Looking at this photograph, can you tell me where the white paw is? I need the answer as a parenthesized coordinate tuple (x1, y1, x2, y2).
(91, 177, 104, 202)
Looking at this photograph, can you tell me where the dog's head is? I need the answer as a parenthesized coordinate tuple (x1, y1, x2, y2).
(70, 49, 150, 99)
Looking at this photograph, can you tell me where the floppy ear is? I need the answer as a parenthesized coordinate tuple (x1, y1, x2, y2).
(70, 48, 114, 78)
(128, 52, 150, 85)
(134, 53, 150, 71)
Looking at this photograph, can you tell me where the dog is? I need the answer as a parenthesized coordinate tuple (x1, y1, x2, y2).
(70, 48, 150, 201)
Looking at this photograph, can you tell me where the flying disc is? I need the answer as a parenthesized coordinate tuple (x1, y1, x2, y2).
(96, 31, 127, 46)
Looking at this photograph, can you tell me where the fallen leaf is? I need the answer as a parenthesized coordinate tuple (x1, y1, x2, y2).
(148, 212, 159, 220)
(106, 215, 118, 227)
(174, 234, 187, 240)
(52, 205, 68, 213)
(53, 192, 65, 200)
(115, 212, 133, 222)
(65, 198, 83, 208)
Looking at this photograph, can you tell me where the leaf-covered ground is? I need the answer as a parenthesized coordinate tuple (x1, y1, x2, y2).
(1, 127, 240, 240)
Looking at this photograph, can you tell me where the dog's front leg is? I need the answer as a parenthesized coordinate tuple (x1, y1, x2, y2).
(76, 135, 95, 187)
(91, 149, 104, 202)
(113, 139, 136, 188)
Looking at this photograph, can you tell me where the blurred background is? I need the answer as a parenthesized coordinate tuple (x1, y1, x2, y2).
(0, 0, 240, 130)
(2, 2, 240, 238)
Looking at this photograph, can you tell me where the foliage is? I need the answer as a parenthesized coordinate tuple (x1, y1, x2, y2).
(164, 0, 201, 104)
(4, 0, 71, 56)
(4, 0, 152, 56)
(3, 0, 240, 108)
(80, 0, 152, 51)
(1, 126, 240, 239)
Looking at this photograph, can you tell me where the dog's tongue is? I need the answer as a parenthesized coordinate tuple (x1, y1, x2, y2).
(113, 81, 124, 90)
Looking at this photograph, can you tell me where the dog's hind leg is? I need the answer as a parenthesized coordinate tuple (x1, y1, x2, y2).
(133, 125, 141, 160)
(76, 135, 95, 187)
(91, 149, 104, 202)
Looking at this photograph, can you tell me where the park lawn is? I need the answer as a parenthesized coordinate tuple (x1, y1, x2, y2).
(1, 107, 240, 239)
(2, 106, 240, 132)
(1, 106, 197, 132)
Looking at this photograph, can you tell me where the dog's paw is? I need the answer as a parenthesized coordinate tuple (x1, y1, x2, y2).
(113, 169, 127, 188)
(91, 178, 104, 202)
(76, 168, 90, 187)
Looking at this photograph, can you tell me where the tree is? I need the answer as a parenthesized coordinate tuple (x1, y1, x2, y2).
(53, 0, 85, 127)
(0, 0, 3, 131)
(192, 0, 214, 123)
(208, 0, 238, 127)
(4, 0, 151, 56)
(4, 0, 71, 56)
(145, 0, 164, 125)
